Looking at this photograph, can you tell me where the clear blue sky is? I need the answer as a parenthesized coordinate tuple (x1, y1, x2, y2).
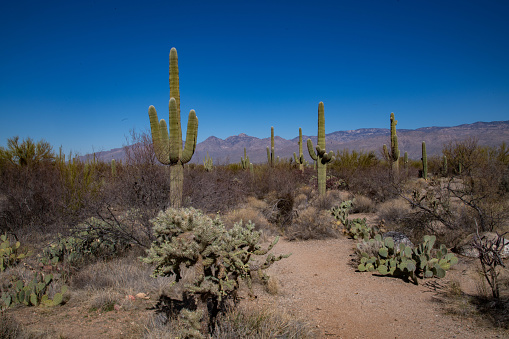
(1, 0, 508, 155)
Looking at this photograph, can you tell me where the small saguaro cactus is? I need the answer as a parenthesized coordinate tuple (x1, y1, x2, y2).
(383, 112, 400, 175)
(307, 102, 335, 196)
(267, 126, 275, 167)
(422, 141, 428, 179)
(293, 128, 306, 172)
(203, 152, 213, 172)
(241, 148, 250, 170)
(403, 151, 408, 170)
(148, 47, 199, 208)
(110, 159, 116, 177)
(442, 155, 448, 176)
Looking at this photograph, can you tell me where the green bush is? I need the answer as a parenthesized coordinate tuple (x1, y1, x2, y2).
(41, 217, 131, 268)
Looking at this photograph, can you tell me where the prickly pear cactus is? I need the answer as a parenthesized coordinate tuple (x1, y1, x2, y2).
(357, 234, 458, 284)
(1, 273, 68, 309)
(0, 234, 29, 272)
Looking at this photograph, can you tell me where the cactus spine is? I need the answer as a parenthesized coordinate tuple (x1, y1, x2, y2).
(148, 47, 198, 208)
(293, 128, 305, 172)
(422, 141, 427, 179)
(267, 126, 275, 167)
(307, 102, 335, 196)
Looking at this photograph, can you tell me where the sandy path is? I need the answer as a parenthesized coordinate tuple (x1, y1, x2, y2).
(252, 237, 506, 339)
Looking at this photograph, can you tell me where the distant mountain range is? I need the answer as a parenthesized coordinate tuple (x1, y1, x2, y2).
(86, 120, 509, 164)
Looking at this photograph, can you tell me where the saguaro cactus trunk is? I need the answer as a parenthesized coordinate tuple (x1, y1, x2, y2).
(148, 48, 198, 208)
(267, 126, 275, 167)
(422, 141, 428, 180)
(389, 112, 400, 175)
(293, 127, 305, 172)
(307, 102, 334, 196)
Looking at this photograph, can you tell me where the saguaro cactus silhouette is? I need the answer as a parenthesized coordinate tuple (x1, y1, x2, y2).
(307, 102, 334, 196)
(148, 47, 198, 208)
(422, 141, 428, 180)
(293, 127, 306, 172)
(267, 126, 275, 167)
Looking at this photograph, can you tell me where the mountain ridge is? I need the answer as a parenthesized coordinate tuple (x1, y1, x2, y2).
(85, 120, 509, 164)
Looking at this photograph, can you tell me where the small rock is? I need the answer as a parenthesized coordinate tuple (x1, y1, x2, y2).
(135, 293, 149, 300)
(382, 231, 414, 248)
(454, 232, 509, 258)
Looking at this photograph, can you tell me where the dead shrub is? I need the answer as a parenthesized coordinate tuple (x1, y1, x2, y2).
(287, 206, 339, 240)
(221, 207, 273, 234)
(351, 195, 375, 213)
(376, 197, 412, 225)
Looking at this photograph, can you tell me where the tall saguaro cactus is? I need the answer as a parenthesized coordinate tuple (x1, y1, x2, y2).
(293, 127, 306, 172)
(267, 126, 275, 167)
(389, 112, 400, 173)
(422, 141, 428, 180)
(307, 102, 335, 196)
(148, 47, 199, 208)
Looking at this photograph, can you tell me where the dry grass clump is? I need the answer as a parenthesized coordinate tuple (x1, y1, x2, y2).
(71, 252, 174, 300)
(0, 312, 25, 339)
(0, 312, 61, 339)
(212, 305, 318, 338)
(287, 206, 339, 240)
(221, 199, 273, 234)
(143, 305, 317, 339)
(355, 238, 384, 261)
(351, 194, 375, 213)
(311, 190, 348, 211)
(376, 197, 412, 225)
(294, 193, 309, 210)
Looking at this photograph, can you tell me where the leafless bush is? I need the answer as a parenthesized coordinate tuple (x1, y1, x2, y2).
(351, 195, 375, 213)
(472, 229, 508, 299)
(287, 206, 339, 240)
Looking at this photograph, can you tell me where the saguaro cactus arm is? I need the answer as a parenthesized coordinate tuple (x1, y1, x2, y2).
(181, 110, 198, 163)
(148, 105, 170, 165)
(307, 139, 318, 161)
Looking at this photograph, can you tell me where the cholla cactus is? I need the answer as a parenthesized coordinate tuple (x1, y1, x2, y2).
(143, 208, 289, 335)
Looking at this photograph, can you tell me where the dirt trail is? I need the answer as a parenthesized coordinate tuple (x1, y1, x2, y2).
(251, 237, 506, 339)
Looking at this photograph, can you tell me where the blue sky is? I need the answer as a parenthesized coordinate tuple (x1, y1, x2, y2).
(1, 0, 508, 155)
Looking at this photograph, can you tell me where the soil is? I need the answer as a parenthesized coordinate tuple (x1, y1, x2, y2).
(8, 235, 509, 338)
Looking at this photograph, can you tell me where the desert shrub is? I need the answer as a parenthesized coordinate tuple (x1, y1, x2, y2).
(0, 136, 55, 168)
(376, 197, 412, 225)
(250, 166, 308, 201)
(40, 216, 132, 269)
(221, 206, 273, 235)
(264, 191, 295, 231)
(184, 166, 249, 214)
(144, 305, 317, 339)
(287, 206, 339, 240)
(0, 312, 25, 338)
(142, 208, 289, 336)
(351, 194, 375, 213)
(0, 162, 64, 238)
(71, 253, 173, 295)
